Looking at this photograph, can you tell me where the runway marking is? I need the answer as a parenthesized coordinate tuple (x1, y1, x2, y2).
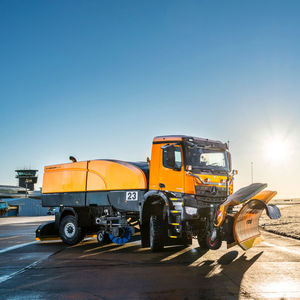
(0, 241, 37, 254)
(161, 246, 193, 262)
(0, 258, 45, 284)
(263, 241, 300, 256)
(0, 235, 20, 241)
(68, 238, 97, 248)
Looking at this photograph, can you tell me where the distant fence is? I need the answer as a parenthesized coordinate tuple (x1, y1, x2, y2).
(272, 198, 300, 205)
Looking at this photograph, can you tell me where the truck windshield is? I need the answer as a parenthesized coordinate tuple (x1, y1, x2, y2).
(185, 147, 229, 172)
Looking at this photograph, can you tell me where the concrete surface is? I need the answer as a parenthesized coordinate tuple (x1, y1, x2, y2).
(0, 217, 300, 299)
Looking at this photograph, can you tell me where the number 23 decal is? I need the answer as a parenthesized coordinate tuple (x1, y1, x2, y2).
(126, 191, 138, 201)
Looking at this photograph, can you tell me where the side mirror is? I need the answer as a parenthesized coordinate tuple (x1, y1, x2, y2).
(186, 165, 192, 171)
(226, 151, 232, 171)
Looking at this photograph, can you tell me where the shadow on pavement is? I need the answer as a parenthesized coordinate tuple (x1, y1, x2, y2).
(0, 234, 264, 300)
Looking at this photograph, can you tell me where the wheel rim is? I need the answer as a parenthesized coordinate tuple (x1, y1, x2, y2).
(208, 235, 217, 247)
(98, 232, 104, 242)
(64, 222, 76, 238)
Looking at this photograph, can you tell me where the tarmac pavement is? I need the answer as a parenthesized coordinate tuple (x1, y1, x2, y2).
(0, 216, 300, 299)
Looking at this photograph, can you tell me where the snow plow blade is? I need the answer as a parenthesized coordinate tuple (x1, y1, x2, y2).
(232, 190, 280, 250)
(36, 221, 60, 241)
(216, 183, 281, 250)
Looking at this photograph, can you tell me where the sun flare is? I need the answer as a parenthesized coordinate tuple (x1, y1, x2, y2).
(264, 135, 292, 162)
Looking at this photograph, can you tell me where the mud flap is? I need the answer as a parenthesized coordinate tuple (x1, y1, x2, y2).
(36, 221, 60, 241)
(232, 190, 280, 250)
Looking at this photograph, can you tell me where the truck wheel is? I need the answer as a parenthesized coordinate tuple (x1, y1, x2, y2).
(198, 231, 222, 250)
(59, 215, 83, 245)
(149, 215, 164, 252)
(97, 230, 110, 246)
(182, 236, 193, 247)
(140, 224, 150, 248)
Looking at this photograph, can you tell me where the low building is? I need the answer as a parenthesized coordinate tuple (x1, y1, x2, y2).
(0, 169, 53, 217)
(0, 198, 49, 217)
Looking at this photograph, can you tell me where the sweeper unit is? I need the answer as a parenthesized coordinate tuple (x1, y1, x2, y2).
(36, 135, 280, 251)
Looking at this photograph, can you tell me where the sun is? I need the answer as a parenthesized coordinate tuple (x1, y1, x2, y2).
(264, 135, 291, 162)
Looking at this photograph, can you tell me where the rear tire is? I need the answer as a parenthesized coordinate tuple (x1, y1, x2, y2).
(149, 215, 165, 252)
(198, 231, 222, 250)
(59, 215, 83, 245)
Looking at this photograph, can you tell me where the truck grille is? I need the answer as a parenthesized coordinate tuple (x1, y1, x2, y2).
(195, 185, 227, 203)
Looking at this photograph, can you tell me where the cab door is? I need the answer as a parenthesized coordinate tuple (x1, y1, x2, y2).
(158, 144, 185, 193)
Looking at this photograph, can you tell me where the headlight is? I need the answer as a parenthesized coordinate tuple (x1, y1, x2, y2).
(185, 206, 198, 215)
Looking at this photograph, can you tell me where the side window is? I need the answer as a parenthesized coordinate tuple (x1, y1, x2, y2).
(163, 146, 182, 170)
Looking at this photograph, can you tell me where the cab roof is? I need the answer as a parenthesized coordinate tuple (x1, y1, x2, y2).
(153, 135, 228, 150)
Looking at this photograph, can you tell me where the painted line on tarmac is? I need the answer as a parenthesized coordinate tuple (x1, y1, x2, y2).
(0, 235, 20, 241)
(0, 258, 43, 284)
(0, 241, 37, 254)
(263, 241, 300, 256)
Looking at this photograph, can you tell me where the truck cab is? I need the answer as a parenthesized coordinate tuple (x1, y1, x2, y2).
(141, 135, 234, 251)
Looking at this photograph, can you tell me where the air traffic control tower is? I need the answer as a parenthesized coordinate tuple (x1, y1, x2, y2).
(15, 169, 38, 191)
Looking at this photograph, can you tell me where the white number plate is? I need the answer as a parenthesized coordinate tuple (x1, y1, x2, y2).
(126, 191, 138, 201)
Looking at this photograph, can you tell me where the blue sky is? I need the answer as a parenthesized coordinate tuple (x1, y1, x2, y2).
(1, 0, 300, 197)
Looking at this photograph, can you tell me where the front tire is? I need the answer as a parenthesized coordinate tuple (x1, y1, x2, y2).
(149, 215, 165, 252)
(59, 215, 83, 245)
(198, 231, 222, 250)
(140, 223, 150, 248)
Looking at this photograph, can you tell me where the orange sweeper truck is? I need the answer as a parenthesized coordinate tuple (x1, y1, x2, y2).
(36, 135, 281, 251)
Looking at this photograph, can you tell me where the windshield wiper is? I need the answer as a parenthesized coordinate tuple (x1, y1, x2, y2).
(192, 166, 215, 172)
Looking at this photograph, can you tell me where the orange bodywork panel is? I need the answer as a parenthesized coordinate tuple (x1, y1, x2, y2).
(43, 161, 88, 193)
(149, 143, 161, 190)
(42, 160, 147, 194)
(152, 136, 183, 143)
(87, 160, 147, 191)
(149, 143, 185, 192)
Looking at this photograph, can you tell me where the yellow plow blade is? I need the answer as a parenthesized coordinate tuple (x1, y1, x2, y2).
(233, 190, 278, 250)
